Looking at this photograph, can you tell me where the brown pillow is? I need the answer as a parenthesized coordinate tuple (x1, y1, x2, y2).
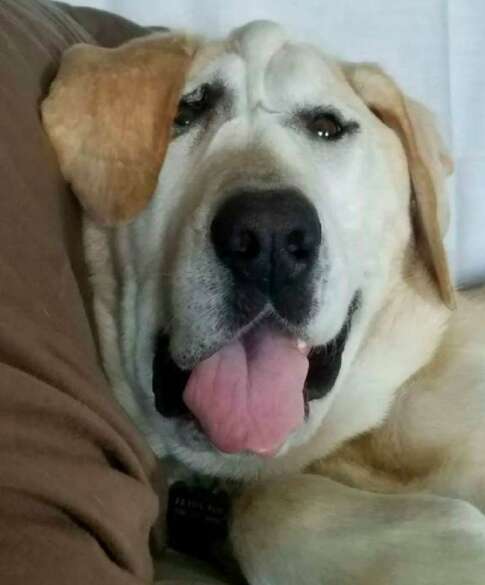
(0, 1, 160, 583)
(56, 1, 164, 47)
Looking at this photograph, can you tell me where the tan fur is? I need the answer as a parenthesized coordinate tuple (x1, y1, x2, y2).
(42, 34, 197, 224)
(311, 286, 485, 503)
(345, 64, 455, 309)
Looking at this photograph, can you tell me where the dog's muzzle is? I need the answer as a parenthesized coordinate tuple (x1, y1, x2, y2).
(151, 188, 359, 458)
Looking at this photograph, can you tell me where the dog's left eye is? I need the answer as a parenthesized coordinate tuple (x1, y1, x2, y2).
(306, 112, 345, 140)
(174, 84, 214, 131)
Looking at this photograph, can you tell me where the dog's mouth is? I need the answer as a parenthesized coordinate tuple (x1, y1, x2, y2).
(153, 294, 360, 457)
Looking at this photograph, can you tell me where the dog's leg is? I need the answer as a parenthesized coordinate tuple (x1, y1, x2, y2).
(231, 474, 485, 585)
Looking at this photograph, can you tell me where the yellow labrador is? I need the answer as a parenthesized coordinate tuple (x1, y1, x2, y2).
(43, 21, 485, 584)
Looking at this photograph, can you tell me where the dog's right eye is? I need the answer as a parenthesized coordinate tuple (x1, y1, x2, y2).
(174, 84, 214, 132)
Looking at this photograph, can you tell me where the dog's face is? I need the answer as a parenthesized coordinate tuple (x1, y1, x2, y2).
(149, 22, 411, 470)
(43, 21, 453, 478)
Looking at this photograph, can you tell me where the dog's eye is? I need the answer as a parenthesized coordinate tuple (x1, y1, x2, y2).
(299, 109, 359, 142)
(174, 84, 215, 131)
(306, 113, 344, 140)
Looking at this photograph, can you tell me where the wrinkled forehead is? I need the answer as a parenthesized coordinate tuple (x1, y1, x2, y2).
(188, 21, 360, 113)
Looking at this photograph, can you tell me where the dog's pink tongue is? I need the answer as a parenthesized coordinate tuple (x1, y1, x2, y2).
(183, 329, 308, 456)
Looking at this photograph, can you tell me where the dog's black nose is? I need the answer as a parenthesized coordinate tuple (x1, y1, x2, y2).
(211, 189, 321, 294)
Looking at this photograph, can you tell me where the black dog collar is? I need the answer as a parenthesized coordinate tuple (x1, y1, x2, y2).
(167, 479, 231, 558)
(167, 478, 247, 583)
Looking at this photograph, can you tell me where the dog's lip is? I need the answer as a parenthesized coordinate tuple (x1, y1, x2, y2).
(172, 308, 309, 371)
(186, 320, 311, 369)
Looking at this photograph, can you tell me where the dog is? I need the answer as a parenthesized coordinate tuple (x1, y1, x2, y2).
(43, 21, 485, 584)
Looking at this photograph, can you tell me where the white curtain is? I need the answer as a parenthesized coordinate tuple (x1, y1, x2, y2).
(64, 0, 485, 286)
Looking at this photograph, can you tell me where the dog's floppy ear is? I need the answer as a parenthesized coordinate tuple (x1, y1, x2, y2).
(345, 64, 455, 309)
(42, 34, 196, 224)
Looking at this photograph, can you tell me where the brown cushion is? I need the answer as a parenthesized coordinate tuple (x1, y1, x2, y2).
(0, 1, 160, 583)
(56, 1, 162, 47)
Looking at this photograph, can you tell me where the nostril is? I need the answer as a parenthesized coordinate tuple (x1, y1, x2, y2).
(232, 229, 260, 260)
(285, 229, 312, 261)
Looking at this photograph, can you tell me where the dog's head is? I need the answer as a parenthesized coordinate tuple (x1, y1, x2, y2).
(43, 22, 454, 478)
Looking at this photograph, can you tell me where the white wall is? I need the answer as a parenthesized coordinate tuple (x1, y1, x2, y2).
(64, 0, 485, 286)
